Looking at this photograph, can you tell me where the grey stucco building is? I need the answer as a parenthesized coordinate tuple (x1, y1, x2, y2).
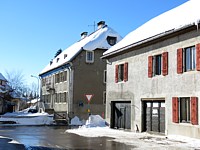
(102, 0, 200, 138)
(39, 21, 122, 122)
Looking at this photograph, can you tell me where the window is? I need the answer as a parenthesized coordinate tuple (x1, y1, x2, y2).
(148, 52, 168, 78)
(184, 46, 196, 72)
(103, 70, 107, 83)
(86, 51, 94, 63)
(180, 97, 190, 123)
(103, 91, 106, 105)
(63, 71, 67, 81)
(115, 62, 128, 83)
(177, 44, 200, 74)
(172, 97, 198, 125)
(107, 36, 117, 46)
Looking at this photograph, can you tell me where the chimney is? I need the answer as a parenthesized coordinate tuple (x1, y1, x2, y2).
(81, 32, 88, 39)
(97, 21, 105, 29)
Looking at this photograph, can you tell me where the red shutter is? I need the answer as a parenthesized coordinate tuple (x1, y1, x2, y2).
(115, 65, 119, 83)
(162, 52, 168, 76)
(124, 62, 128, 82)
(196, 44, 200, 71)
(177, 48, 183, 74)
(191, 97, 198, 125)
(148, 56, 153, 78)
(172, 97, 179, 123)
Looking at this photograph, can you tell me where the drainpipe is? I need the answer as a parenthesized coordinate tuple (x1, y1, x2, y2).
(67, 62, 73, 121)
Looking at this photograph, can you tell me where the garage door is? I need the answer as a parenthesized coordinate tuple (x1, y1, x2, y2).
(111, 101, 131, 129)
(142, 101, 165, 133)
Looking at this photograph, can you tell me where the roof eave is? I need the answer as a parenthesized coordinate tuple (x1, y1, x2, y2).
(102, 23, 198, 59)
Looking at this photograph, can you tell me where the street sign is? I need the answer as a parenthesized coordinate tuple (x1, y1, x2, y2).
(85, 94, 94, 102)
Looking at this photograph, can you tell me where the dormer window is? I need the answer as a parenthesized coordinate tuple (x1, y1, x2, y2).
(107, 36, 117, 46)
(86, 51, 94, 63)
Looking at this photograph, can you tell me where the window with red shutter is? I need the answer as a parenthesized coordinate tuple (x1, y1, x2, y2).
(148, 56, 153, 78)
(177, 48, 183, 74)
(124, 62, 128, 82)
(115, 65, 119, 83)
(191, 97, 198, 125)
(196, 43, 200, 71)
(172, 97, 179, 123)
(162, 52, 168, 76)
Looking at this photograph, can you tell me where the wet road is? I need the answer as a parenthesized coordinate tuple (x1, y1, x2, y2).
(0, 126, 135, 150)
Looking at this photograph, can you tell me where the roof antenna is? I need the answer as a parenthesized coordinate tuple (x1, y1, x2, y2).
(88, 21, 96, 32)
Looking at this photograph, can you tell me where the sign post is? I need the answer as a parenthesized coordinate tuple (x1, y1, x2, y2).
(85, 94, 94, 115)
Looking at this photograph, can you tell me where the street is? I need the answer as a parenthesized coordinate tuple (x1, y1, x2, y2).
(0, 126, 134, 150)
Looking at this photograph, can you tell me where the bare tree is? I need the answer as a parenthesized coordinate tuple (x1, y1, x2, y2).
(5, 70, 25, 92)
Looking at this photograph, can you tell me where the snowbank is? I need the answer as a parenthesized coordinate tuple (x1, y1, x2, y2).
(70, 116, 83, 126)
(0, 106, 53, 125)
(70, 115, 107, 127)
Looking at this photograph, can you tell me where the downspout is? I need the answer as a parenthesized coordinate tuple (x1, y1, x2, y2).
(67, 62, 73, 120)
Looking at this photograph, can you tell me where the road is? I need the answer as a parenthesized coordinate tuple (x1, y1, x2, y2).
(0, 126, 135, 150)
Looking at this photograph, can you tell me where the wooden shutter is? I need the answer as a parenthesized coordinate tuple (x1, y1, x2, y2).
(177, 48, 183, 74)
(148, 56, 153, 78)
(191, 97, 198, 125)
(172, 97, 179, 123)
(196, 44, 200, 71)
(115, 65, 119, 83)
(124, 62, 128, 82)
(162, 52, 168, 76)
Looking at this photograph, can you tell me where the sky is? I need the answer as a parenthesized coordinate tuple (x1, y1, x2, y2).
(0, 0, 188, 86)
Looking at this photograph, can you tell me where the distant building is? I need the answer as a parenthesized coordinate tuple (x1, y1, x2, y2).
(39, 21, 122, 122)
(102, 0, 200, 138)
(0, 73, 8, 114)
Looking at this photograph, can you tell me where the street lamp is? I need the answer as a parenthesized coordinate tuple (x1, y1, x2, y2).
(31, 75, 39, 109)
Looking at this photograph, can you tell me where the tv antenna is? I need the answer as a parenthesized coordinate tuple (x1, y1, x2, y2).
(88, 21, 96, 32)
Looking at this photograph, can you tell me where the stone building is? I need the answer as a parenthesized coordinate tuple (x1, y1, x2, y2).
(102, 0, 200, 138)
(39, 21, 122, 122)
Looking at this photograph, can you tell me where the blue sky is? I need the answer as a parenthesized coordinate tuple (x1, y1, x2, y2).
(0, 0, 188, 85)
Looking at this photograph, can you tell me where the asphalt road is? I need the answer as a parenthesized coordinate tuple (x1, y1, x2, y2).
(0, 126, 135, 150)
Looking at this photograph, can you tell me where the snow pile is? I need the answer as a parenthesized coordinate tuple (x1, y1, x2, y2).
(83, 115, 107, 128)
(0, 106, 53, 125)
(70, 116, 83, 126)
(70, 115, 107, 127)
(66, 127, 200, 149)
(104, 0, 200, 56)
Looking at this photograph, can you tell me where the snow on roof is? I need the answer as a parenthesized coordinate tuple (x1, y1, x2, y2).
(0, 73, 7, 81)
(103, 0, 200, 56)
(40, 25, 122, 75)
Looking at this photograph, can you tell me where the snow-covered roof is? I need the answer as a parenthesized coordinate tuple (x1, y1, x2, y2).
(40, 25, 122, 75)
(0, 73, 7, 81)
(103, 0, 200, 56)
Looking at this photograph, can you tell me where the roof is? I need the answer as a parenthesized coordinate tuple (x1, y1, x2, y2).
(103, 0, 200, 57)
(0, 73, 7, 81)
(40, 25, 122, 75)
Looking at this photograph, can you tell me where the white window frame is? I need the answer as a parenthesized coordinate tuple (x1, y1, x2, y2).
(184, 46, 196, 72)
(86, 51, 94, 63)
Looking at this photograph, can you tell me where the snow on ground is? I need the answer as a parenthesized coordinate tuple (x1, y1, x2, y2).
(67, 115, 200, 150)
(66, 127, 200, 150)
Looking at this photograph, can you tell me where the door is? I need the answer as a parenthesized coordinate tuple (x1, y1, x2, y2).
(142, 101, 165, 133)
(111, 101, 131, 129)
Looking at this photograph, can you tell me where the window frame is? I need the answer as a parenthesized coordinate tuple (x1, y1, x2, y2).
(179, 97, 191, 123)
(153, 54, 162, 76)
(86, 51, 94, 63)
(183, 46, 196, 72)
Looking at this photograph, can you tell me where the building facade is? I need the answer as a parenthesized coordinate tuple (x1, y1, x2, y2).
(39, 21, 122, 121)
(102, 1, 200, 138)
